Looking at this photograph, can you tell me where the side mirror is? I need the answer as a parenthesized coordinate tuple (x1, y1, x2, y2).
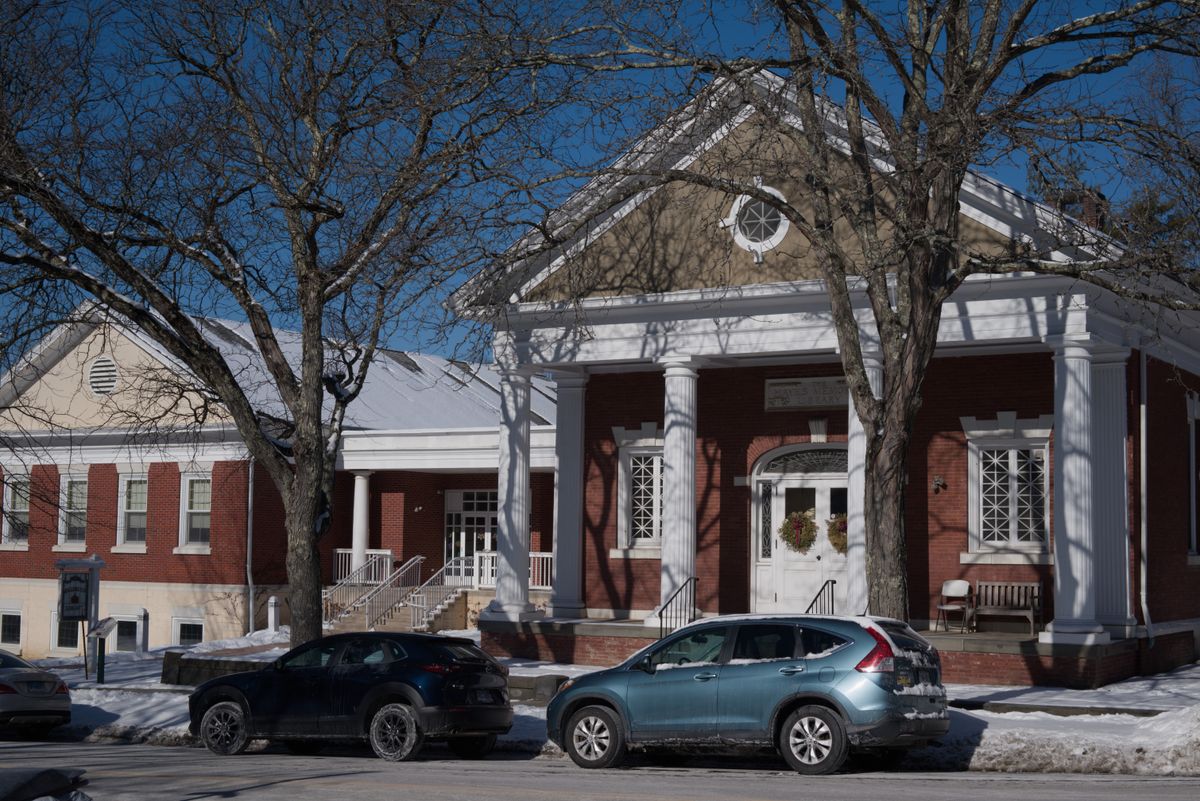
(638, 657, 656, 675)
(272, 658, 285, 671)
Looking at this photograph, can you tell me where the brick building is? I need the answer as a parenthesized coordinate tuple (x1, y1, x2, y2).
(0, 313, 556, 658)
(455, 77, 1200, 687)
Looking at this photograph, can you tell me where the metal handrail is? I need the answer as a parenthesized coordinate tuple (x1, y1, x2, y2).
(805, 579, 837, 615)
(655, 576, 698, 640)
(360, 556, 426, 629)
(321, 552, 393, 625)
(407, 556, 474, 630)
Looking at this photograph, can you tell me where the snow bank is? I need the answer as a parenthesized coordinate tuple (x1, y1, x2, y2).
(186, 627, 291, 654)
(907, 706, 1200, 775)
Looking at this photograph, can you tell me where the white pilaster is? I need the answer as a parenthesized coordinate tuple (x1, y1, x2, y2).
(350, 471, 372, 573)
(658, 359, 700, 612)
(846, 354, 882, 617)
(1091, 346, 1136, 635)
(550, 373, 588, 618)
(1040, 337, 1129, 644)
(482, 367, 542, 621)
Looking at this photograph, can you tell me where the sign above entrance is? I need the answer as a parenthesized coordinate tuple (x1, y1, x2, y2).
(764, 377, 848, 410)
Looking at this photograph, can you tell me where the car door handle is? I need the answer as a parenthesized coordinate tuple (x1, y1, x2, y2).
(778, 666, 805, 676)
(692, 672, 718, 681)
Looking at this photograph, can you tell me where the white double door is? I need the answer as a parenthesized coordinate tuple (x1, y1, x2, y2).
(753, 477, 849, 614)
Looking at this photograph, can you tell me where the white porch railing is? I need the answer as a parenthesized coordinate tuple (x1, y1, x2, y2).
(474, 550, 553, 591)
(408, 556, 475, 629)
(362, 556, 427, 630)
(334, 548, 392, 584)
(322, 552, 393, 625)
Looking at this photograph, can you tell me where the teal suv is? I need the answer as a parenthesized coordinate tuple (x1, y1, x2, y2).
(546, 614, 948, 774)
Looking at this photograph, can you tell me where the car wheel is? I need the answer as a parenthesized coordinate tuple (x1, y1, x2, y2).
(369, 703, 424, 761)
(778, 705, 848, 775)
(283, 740, 324, 756)
(448, 733, 497, 759)
(200, 701, 250, 756)
(565, 705, 625, 769)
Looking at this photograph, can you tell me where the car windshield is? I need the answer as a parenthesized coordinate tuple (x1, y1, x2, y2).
(0, 650, 35, 670)
(645, 627, 729, 671)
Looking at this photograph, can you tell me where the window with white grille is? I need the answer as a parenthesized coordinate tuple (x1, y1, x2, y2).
(629, 453, 663, 543)
(980, 448, 1047, 545)
(962, 413, 1053, 557)
(184, 477, 212, 545)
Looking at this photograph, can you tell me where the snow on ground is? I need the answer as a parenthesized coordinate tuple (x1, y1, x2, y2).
(946, 661, 1200, 712)
(186, 627, 291, 655)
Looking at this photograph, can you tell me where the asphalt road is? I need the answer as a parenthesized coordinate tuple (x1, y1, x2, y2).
(1, 740, 1198, 801)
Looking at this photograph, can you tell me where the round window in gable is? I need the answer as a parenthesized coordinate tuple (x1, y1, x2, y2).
(720, 182, 789, 262)
(88, 356, 119, 395)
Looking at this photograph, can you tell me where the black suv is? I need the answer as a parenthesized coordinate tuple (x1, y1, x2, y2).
(188, 632, 511, 760)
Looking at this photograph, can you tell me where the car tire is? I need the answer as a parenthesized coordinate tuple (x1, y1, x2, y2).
(448, 733, 497, 759)
(778, 705, 848, 775)
(199, 701, 250, 756)
(283, 740, 324, 756)
(369, 703, 424, 761)
(565, 705, 625, 769)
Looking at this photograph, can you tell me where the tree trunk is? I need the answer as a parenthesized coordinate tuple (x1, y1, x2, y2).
(863, 423, 913, 621)
(283, 469, 325, 646)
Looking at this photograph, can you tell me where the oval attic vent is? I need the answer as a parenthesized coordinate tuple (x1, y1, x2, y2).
(88, 356, 119, 395)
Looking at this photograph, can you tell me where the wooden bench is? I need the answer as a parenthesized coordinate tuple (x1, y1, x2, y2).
(971, 581, 1042, 635)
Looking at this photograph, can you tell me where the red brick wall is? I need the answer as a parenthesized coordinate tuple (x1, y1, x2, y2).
(251, 463, 289, 585)
(582, 354, 1064, 618)
(482, 629, 655, 667)
(907, 353, 1057, 622)
(583, 365, 850, 614)
(1, 460, 250, 585)
(303, 469, 554, 585)
(1142, 356, 1200, 622)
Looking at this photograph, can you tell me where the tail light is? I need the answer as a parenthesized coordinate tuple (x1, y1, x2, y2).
(419, 662, 464, 675)
(855, 626, 895, 673)
(0, 683, 15, 694)
(55, 681, 70, 695)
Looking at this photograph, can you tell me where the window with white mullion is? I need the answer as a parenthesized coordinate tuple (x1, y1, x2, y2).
(62, 478, 88, 544)
(185, 478, 212, 545)
(3, 477, 30, 544)
(120, 477, 148, 544)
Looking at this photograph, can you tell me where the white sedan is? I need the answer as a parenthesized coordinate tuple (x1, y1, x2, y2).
(0, 649, 71, 733)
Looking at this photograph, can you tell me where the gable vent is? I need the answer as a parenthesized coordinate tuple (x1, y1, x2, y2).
(88, 356, 119, 395)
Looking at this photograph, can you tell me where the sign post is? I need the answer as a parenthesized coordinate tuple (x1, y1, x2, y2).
(56, 554, 106, 678)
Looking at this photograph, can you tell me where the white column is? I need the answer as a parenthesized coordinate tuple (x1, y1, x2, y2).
(658, 359, 700, 612)
(550, 373, 588, 618)
(846, 354, 882, 617)
(1040, 337, 1129, 644)
(350, 471, 372, 573)
(1091, 346, 1136, 634)
(482, 367, 542, 621)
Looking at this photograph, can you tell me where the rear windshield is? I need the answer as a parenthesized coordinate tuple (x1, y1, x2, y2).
(878, 622, 931, 653)
(435, 643, 492, 662)
(0, 651, 34, 670)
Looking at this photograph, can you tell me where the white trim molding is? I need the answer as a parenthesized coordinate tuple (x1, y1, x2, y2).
(613, 422, 665, 552)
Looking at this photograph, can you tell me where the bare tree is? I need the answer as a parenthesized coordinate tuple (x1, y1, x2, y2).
(0, 0, 647, 644)
(504, 1, 1200, 619)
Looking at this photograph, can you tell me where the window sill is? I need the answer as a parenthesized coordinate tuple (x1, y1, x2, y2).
(111, 544, 148, 554)
(172, 545, 211, 556)
(959, 551, 1053, 566)
(0, 542, 29, 551)
(609, 546, 662, 560)
(51, 543, 87, 553)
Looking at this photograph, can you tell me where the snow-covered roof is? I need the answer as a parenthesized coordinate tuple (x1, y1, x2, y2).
(192, 317, 556, 430)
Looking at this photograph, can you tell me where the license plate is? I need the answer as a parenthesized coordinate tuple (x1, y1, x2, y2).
(896, 671, 913, 688)
(23, 681, 51, 694)
(470, 690, 496, 704)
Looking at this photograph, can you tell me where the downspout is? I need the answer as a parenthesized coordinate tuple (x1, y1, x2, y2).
(246, 457, 256, 635)
(1139, 350, 1154, 646)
